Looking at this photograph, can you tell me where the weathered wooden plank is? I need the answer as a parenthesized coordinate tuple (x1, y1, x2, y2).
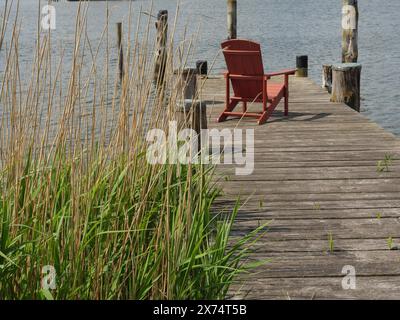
(204, 122, 391, 130)
(244, 142, 396, 149)
(220, 146, 400, 154)
(219, 208, 400, 220)
(235, 250, 400, 278)
(218, 166, 400, 179)
(220, 151, 399, 162)
(218, 179, 400, 195)
(215, 191, 400, 202)
(214, 199, 400, 210)
(231, 217, 400, 241)
(229, 276, 400, 300)
(218, 160, 400, 168)
(218, 173, 400, 181)
(230, 238, 400, 253)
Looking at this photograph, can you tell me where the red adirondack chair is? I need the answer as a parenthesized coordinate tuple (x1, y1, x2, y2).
(218, 39, 296, 125)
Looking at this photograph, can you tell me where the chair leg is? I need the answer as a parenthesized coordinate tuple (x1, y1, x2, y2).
(258, 102, 278, 125)
(284, 87, 289, 116)
(217, 100, 239, 122)
(217, 113, 228, 123)
(258, 112, 269, 125)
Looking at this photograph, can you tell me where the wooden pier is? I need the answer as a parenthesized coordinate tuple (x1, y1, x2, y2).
(203, 75, 400, 299)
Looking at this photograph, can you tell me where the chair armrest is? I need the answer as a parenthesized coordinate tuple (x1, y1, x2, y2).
(265, 69, 296, 79)
(222, 71, 229, 78)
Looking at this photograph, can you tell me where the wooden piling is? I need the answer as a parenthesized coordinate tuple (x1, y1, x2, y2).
(154, 10, 168, 86)
(295, 55, 308, 77)
(342, 0, 358, 63)
(227, 0, 237, 40)
(175, 101, 207, 154)
(196, 60, 208, 77)
(117, 22, 123, 81)
(322, 64, 333, 93)
(175, 68, 197, 102)
(174, 68, 207, 151)
(192, 101, 208, 135)
(331, 63, 362, 112)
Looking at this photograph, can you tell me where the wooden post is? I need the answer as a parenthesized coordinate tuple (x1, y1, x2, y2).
(196, 60, 208, 76)
(331, 63, 362, 112)
(174, 68, 197, 102)
(176, 101, 207, 153)
(342, 0, 358, 63)
(154, 10, 168, 86)
(322, 64, 333, 93)
(174, 68, 207, 151)
(295, 55, 308, 77)
(192, 101, 208, 135)
(116, 22, 123, 81)
(227, 0, 237, 40)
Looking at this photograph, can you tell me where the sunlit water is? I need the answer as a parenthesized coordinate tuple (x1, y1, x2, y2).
(1, 0, 400, 135)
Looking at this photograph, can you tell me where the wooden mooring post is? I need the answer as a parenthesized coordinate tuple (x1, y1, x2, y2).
(154, 10, 168, 86)
(342, 0, 358, 63)
(227, 0, 237, 40)
(116, 22, 123, 82)
(174, 68, 207, 151)
(175, 68, 198, 103)
(331, 63, 362, 112)
(196, 60, 208, 77)
(322, 64, 333, 93)
(323, 62, 361, 111)
(295, 55, 308, 77)
(322, 1, 361, 110)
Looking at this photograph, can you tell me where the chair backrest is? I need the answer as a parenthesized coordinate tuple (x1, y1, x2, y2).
(221, 39, 264, 101)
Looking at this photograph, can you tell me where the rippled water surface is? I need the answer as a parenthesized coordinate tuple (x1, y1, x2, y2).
(2, 0, 400, 135)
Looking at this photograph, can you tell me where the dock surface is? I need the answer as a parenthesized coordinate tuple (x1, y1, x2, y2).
(203, 76, 400, 299)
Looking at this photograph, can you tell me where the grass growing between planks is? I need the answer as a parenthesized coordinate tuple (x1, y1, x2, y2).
(0, 1, 266, 299)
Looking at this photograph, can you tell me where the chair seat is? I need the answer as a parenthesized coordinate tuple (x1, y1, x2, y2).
(266, 83, 285, 100)
(237, 83, 285, 102)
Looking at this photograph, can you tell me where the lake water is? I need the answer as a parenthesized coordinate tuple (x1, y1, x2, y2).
(2, 0, 400, 135)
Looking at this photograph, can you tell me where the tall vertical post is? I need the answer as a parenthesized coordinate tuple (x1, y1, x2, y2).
(116, 22, 123, 82)
(154, 10, 168, 86)
(342, 0, 358, 63)
(227, 0, 237, 40)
